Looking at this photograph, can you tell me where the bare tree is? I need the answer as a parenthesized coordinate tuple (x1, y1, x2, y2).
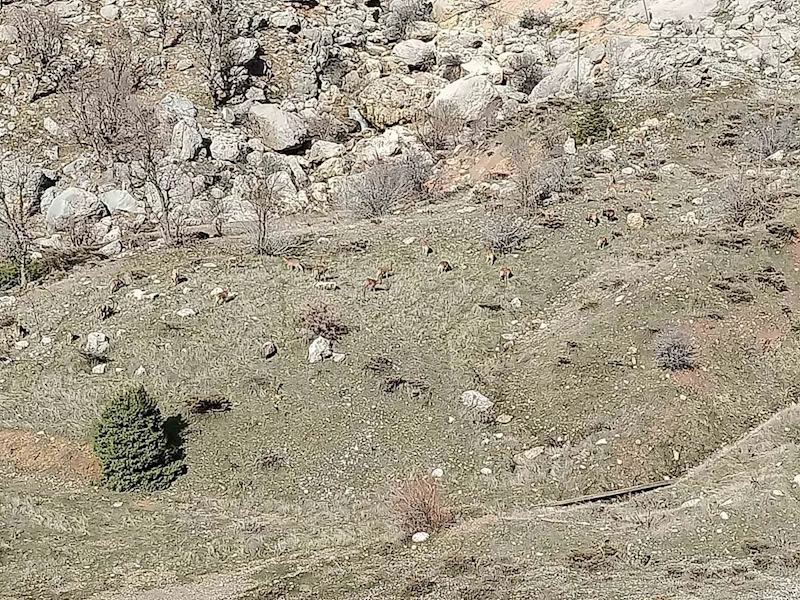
(126, 105, 185, 246)
(414, 100, 464, 152)
(346, 154, 432, 218)
(246, 157, 299, 255)
(8, 6, 65, 101)
(188, 0, 246, 107)
(0, 156, 36, 287)
(67, 29, 141, 162)
(150, 0, 175, 53)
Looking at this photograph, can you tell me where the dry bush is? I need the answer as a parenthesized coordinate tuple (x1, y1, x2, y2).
(436, 52, 465, 82)
(385, 0, 432, 40)
(186, 395, 231, 414)
(742, 114, 798, 159)
(298, 300, 348, 341)
(346, 155, 432, 218)
(150, 0, 176, 53)
(0, 156, 37, 286)
(505, 133, 573, 209)
(654, 330, 695, 371)
(389, 474, 454, 536)
(414, 100, 465, 151)
(306, 112, 350, 143)
(246, 156, 301, 255)
(188, 0, 248, 107)
(719, 174, 780, 227)
(507, 53, 543, 94)
(481, 213, 530, 253)
(519, 9, 551, 29)
(7, 5, 64, 100)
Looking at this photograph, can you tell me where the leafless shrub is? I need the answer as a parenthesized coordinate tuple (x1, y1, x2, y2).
(186, 395, 231, 414)
(188, 0, 248, 107)
(67, 28, 144, 163)
(0, 156, 37, 286)
(7, 5, 64, 100)
(389, 474, 454, 537)
(506, 132, 574, 209)
(150, 0, 176, 53)
(414, 100, 465, 152)
(507, 53, 543, 94)
(654, 330, 695, 371)
(481, 213, 530, 253)
(126, 105, 186, 246)
(346, 155, 432, 218)
(245, 156, 300, 255)
(719, 174, 780, 227)
(742, 114, 798, 159)
(519, 9, 551, 29)
(298, 300, 348, 341)
(437, 53, 465, 82)
(307, 112, 350, 143)
(385, 0, 432, 39)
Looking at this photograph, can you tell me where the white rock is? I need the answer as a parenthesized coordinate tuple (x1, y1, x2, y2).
(719, 511, 730, 520)
(794, 474, 800, 486)
(14, 340, 29, 350)
(461, 390, 493, 412)
(308, 140, 345, 164)
(175, 58, 193, 71)
(621, 167, 635, 176)
(171, 119, 203, 161)
(85, 332, 109, 355)
(308, 336, 333, 363)
(249, 103, 307, 151)
(40, 336, 52, 346)
(156, 92, 197, 124)
(480, 467, 492, 475)
(332, 352, 346, 362)
(99, 189, 142, 214)
(98, 240, 122, 257)
(392, 39, 435, 68)
(627, 212, 645, 230)
(596, 438, 608, 445)
(680, 498, 701, 509)
(134, 366, 147, 377)
(736, 42, 763, 62)
(92, 363, 107, 374)
(99, 5, 119, 20)
(510, 297, 522, 309)
(176, 307, 196, 317)
(772, 489, 785, 497)
(431, 468, 444, 478)
(0, 295, 16, 307)
(46, 187, 106, 226)
(403, 237, 417, 245)
(563, 137, 577, 155)
(411, 531, 429, 543)
(496, 414, 513, 424)
(431, 76, 500, 123)
(43, 117, 60, 137)
(262, 340, 278, 359)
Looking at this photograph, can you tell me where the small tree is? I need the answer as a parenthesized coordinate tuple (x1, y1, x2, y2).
(507, 53, 543, 94)
(93, 385, 185, 492)
(8, 6, 65, 101)
(481, 213, 530, 253)
(0, 156, 36, 287)
(150, 0, 175, 53)
(414, 100, 464, 152)
(246, 156, 300, 255)
(654, 330, 695, 371)
(346, 155, 432, 218)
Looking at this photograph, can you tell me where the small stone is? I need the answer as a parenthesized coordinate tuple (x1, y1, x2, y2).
(563, 137, 577, 155)
(316, 281, 338, 290)
(772, 489, 785, 497)
(621, 167, 635, 176)
(719, 511, 730, 521)
(411, 532, 429, 543)
(85, 332, 109, 355)
(461, 390, 493, 412)
(14, 340, 29, 350)
(680, 498, 701, 509)
(99, 5, 119, 20)
(40, 336, 52, 346)
(6, 54, 21, 66)
(496, 414, 513, 424)
(112, 501, 123, 508)
(403, 237, 416, 245)
(134, 366, 147, 377)
(176, 307, 196, 317)
(0, 295, 17, 307)
(431, 468, 444, 478)
(308, 336, 333, 363)
(595, 438, 608, 445)
(175, 58, 193, 71)
(627, 212, 645, 230)
(92, 363, 107, 374)
(262, 340, 278, 359)
(480, 467, 492, 475)
(332, 352, 346, 363)
(793, 474, 800, 485)
(510, 297, 522, 309)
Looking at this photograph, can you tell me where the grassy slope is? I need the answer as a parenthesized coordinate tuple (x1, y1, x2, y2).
(2, 91, 800, 598)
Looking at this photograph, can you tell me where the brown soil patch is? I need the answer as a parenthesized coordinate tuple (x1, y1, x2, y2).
(0, 428, 100, 480)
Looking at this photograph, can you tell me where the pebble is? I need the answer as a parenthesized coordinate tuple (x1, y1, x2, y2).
(411, 532, 429, 543)
(402, 237, 416, 245)
(595, 438, 608, 445)
(40, 337, 52, 346)
(719, 511, 730, 521)
(14, 340, 29, 350)
(793, 474, 800, 485)
(772, 489, 784, 497)
(92, 363, 107, 374)
(262, 341, 278, 359)
(112, 501, 123, 508)
(134, 366, 147, 377)
(176, 307, 196, 317)
(496, 414, 513, 424)
(431, 468, 444, 478)
(480, 467, 492, 475)
(510, 297, 522, 308)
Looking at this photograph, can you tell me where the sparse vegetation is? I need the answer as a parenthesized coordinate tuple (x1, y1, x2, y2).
(742, 114, 798, 159)
(654, 330, 695, 371)
(385, 0, 432, 39)
(519, 9, 551, 29)
(719, 174, 780, 227)
(480, 213, 530, 253)
(346, 155, 432, 218)
(8, 5, 65, 100)
(299, 299, 348, 341)
(414, 100, 465, 152)
(93, 385, 185, 492)
(246, 156, 301, 255)
(507, 53, 543, 94)
(0, 155, 38, 287)
(389, 474, 454, 536)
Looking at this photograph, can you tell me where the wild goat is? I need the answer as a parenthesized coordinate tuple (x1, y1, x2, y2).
(283, 257, 304, 273)
(420, 239, 433, 255)
(499, 267, 513, 283)
(437, 260, 452, 274)
(363, 277, 379, 297)
(485, 248, 496, 265)
(376, 265, 393, 280)
(602, 208, 617, 221)
(597, 237, 609, 249)
(311, 265, 327, 281)
(585, 212, 600, 227)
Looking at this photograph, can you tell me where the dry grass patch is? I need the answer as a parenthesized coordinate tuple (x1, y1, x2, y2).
(389, 474, 455, 537)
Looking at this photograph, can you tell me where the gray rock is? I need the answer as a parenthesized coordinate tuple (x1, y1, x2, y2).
(262, 340, 278, 359)
(171, 119, 203, 161)
(585, 43, 606, 64)
(308, 336, 333, 363)
(43, 117, 60, 137)
(736, 42, 763, 63)
(99, 4, 119, 20)
(530, 58, 592, 101)
(248, 103, 308, 151)
(0, 25, 18, 43)
(432, 75, 500, 123)
(50, 1, 84, 19)
(99, 189, 142, 214)
(156, 93, 197, 124)
(308, 140, 345, 164)
(392, 40, 436, 69)
(407, 21, 438, 41)
(360, 73, 446, 129)
(175, 58, 193, 71)
(461, 390, 493, 412)
(227, 37, 260, 66)
(46, 187, 107, 226)
(270, 10, 300, 31)
(85, 331, 109, 355)
(98, 240, 122, 256)
(209, 131, 242, 161)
